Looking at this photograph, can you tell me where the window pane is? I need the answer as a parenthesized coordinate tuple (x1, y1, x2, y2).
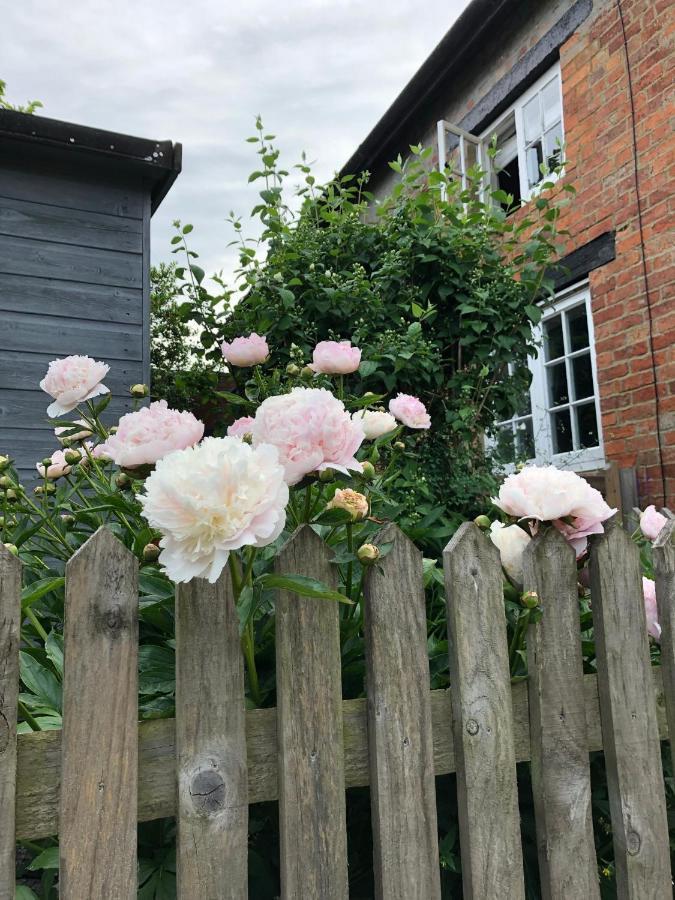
(572, 353, 594, 401)
(541, 77, 561, 129)
(526, 142, 543, 187)
(551, 408, 573, 453)
(523, 94, 541, 143)
(515, 417, 535, 458)
(495, 426, 516, 464)
(576, 402, 599, 449)
(544, 122, 563, 169)
(544, 316, 565, 360)
(548, 362, 569, 406)
(567, 304, 589, 351)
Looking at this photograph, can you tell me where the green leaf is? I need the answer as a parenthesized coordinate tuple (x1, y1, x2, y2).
(138, 645, 175, 695)
(357, 360, 378, 378)
(28, 846, 60, 870)
(257, 573, 353, 604)
(313, 507, 354, 526)
(20, 652, 62, 712)
(524, 304, 542, 324)
(190, 264, 205, 284)
(21, 576, 64, 609)
(45, 631, 64, 678)
(182, 223, 194, 234)
(214, 390, 252, 407)
(15, 886, 40, 899)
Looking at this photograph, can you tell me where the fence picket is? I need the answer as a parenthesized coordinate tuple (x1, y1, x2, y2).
(175, 570, 248, 899)
(589, 517, 671, 897)
(443, 523, 525, 899)
(275, 526, 348, 899)
(523, 529, 600, 900)
(0, 544, 21, 900)
(653, 519, 675, 769)
(59, 527, 138, 900)
(363, 524, 441, 900)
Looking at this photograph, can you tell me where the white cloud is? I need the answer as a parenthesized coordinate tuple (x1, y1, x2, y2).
(2, 0, 469, 278)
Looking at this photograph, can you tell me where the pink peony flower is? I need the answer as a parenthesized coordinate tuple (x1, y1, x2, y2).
(352, 409, 397, 440)
(309, 340, 361, 375)
(227, 416, 255, 438)
(327, 488, 369, 521)
(640, 505, 668, 541)
(37, 449, 72, 479)
(493, 465, 615, 557)
(85, 441, 111, 461)
(220, 333, 269, 367)
(98, 400, 204, 469)
(388, 393, 431, 429)
(642, 577, 661, 641)
(489, 521, 531, 588)
(40, 355, 110, 418)
(250, 387, 365, 485)
(139, 437, 288, 583)
(55, 420, 93, 443)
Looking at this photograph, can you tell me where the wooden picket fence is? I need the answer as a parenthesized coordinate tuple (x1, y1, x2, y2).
(1, 516, 674, 899)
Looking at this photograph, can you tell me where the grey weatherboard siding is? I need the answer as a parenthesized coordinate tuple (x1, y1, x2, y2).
(0, 110, 180, 478)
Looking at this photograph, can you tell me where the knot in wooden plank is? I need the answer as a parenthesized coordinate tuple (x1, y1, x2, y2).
(189, 767, 226, 816)
(96, 603, 128, 637)
(625, 831, 641, 856)
(465, 718, 479, 736)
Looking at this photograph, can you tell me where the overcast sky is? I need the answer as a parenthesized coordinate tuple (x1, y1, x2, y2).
(2, 0, 469, 280)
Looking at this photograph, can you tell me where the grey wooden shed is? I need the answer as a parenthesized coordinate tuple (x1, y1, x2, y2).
(0, 109, 181, 479)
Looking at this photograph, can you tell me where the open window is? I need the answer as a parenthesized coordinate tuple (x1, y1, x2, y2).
(438, 63, 565, 211)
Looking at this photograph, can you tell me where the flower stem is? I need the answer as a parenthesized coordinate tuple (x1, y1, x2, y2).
(346, 522, 354, 599)
(24, 606, 49, 643)
(303, 485, 312, 523)
(18, 702, 42, 732)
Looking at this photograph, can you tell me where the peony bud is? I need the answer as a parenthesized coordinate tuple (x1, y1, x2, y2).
(109, 426, 118, 434)
(3, 542, 18, 557)
(286, 363, 300, 376)
(40, 457, 53, 469)
(0, 475, 12, 490)
(319, 468, 336, 483)
(357, 543, 380, 565)
(35, 483, 56, 496)
(362, 392, 377, 401)
(61, 514, 76, 529)
(327, 489, 369, 521)
(130, 383, 150, 398)
(393, 441, 405, 451)
(116, 473, 132, 490)
(300, 365, 314, 380)
(521, 590, 539, 609)
(0, 455, 10, 472)
(473, 515, 492, 530)
(142, 543, 161, 563)
(64, 449, 82, 466)
(5, 489, 18, 502)
(360, 461, 376, 481)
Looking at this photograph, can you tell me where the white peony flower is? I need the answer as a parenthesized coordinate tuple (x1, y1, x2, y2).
(351, 409, 397, 440)
(489, 521, 531, 588)
(139, 437, 288, 583)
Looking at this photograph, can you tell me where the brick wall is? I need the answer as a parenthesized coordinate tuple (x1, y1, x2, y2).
(367, 0, 674, 506)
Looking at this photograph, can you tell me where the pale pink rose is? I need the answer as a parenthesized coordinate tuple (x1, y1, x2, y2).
(55, 420, 93, 443)
(640, 505, 668, 541)
(37, 449, 72, 479)
(489, 521, 531, 588)
(309, 340, 361, 375)
(642, 577, 661, 641)
(220, 333, 269, 367)
(352, 409, 397, 440)
(388, 393, 431, 429)
(139, 437, 288, 583)
(493, 465, 615, 557)
(250, 387, 365, 485)
(40, 355, 110, 418)
(98, 400, 204, 468)
(227, 416, 255, 438)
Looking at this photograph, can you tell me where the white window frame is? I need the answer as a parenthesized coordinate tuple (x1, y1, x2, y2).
(480, 62, 565, 203)
(491, 282, 605, 473)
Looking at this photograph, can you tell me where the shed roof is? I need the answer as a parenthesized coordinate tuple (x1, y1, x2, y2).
(0, 109, 181, 213)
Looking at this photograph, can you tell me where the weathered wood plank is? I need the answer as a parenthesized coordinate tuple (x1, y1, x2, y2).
(0, 197, 142, 252)
(275, 526, 348, 899)
(363, 525, 441, 900)
(0, 544, 21, 900)
(0, 157, 144, 218)
(589, 518, 671, 898)
(0, 390, 133, 431)
(175, 572, 248, 899)
(0, 274, 142, 324)
(653, 519, 675, 770)
(1, 310, 142, 360)
(0, 352, 142, 392)
(59, 528, 138, 900)
(443, 523, 525, 899)
(0, 234, 141, 288)
(524, 529, 599, 900)
(14, 668, 669, 840)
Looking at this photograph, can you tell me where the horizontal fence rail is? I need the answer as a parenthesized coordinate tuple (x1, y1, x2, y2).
(2, 518, 674, 899)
